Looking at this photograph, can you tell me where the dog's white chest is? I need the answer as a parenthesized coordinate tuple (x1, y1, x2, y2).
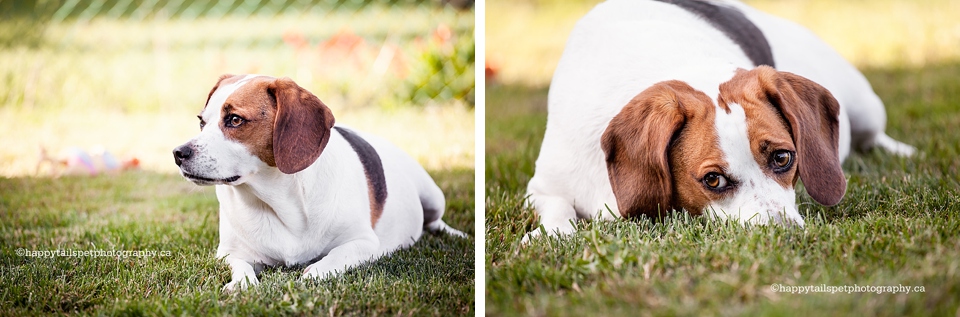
(216, 184, 333, 265)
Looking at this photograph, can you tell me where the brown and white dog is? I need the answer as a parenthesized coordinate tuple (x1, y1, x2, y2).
(173, 74, 465, 291)
(524, 0, 915, 240)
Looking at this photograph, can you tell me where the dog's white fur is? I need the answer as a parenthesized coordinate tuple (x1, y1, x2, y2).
(711, 102, 802, 225)
(176, 74, 465, 291)
(525, 0, 914, 239)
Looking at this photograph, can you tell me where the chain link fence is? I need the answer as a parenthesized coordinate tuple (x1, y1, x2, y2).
(0, 0, 475, 113)
(0, 0, 475, 176)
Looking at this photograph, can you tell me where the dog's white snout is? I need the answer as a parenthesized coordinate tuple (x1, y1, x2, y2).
(708, 202, 806, 228)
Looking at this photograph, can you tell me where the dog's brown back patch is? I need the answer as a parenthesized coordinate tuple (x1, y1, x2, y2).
(334, 127, 388, 228)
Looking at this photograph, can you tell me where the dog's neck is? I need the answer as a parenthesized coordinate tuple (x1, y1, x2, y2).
(223, 142, 348, 233)
(224, 169, 309, 233)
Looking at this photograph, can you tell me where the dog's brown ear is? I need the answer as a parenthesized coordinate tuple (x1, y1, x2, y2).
(601, 80, 709, 218)
(753, 66, 846, 205)
(205, 74, 236, 106)
(269, 77, 336, 174)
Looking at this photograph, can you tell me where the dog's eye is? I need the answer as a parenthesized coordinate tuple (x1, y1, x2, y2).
(771, 150, 793, 172)
(198, 116, 206, 130)
(703, 172, 728, 189)
(225, 115, 245, 128)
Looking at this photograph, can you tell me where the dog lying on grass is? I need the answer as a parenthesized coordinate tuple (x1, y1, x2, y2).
(525, 0, 914, 241)
(174, 74, 466, 291)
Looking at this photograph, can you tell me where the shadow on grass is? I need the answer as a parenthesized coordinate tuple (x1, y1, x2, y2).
(0, 168, 473, 316)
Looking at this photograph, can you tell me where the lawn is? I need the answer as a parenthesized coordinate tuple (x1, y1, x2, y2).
(1, 1, 475, 315)
(1, 169, 474, 315)
(485, 0, 960, 315)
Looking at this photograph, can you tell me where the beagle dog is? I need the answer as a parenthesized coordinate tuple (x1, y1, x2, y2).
(173, 74, 466, 291)
(525, 0, 914, 239)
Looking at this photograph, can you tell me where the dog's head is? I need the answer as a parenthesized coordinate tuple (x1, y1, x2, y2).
(601, 66, 845, 226)
(173, 74, 335, 185)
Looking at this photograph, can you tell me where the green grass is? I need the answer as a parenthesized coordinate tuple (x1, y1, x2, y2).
(484, 59, 960, 315)
(1, 169, 474, 316)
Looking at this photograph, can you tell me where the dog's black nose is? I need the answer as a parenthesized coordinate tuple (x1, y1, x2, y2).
(173, 144, 193, 166)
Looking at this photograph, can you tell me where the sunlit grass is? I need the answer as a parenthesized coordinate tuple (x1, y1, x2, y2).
(748, 0, 960, 68)
(0, 6, 474, 177)
(0, 106, 473, 176)
(485, 0, 596, 86)
(486, 0, 960, 86)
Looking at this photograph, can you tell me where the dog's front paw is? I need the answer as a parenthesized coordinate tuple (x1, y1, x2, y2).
(520, 229, 542, 244)
(302, 264, 340, 280)
(520, 222, 576, 244)
(222, 277, 258, 293)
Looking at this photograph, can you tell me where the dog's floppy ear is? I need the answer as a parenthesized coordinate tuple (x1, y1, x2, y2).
(601, 80, 709, 219)
(753, 66, 846, 205)
(268, 77, 336, 174)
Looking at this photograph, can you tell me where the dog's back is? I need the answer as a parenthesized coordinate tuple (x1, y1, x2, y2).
(347, 128, 465, 254)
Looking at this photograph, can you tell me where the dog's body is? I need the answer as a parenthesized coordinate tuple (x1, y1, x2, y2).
(526, 0, 914, 239)
(174, 74, 464, 291)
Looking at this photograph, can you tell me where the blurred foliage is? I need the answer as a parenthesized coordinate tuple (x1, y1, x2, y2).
(0, 1, 57, 48)
(0, 0, 474, 113)
(402, 28, 475, 107)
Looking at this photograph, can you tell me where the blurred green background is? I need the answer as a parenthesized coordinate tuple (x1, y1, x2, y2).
(486, 0, 960, 86)
(0, 0, 475, 176)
